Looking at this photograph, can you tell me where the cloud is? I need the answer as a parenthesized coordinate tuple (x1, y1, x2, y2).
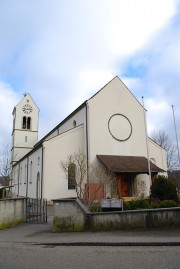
(121, 2, 180, 141)
(0, 81, 20, 152)
(0, 0, 180, 152)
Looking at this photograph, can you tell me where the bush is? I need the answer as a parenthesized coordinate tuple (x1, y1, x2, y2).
(150, 175, 178, 203)
(123, 201, 132, 210)
(158, 200, 177, 208)
(124, 199, 151, 210)
(89, 204, 101, 212)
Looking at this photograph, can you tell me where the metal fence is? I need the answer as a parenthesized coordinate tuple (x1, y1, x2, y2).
(26, 198, 47, 223)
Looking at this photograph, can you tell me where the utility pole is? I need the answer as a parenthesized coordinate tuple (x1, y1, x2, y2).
(142, 97, 152, 184)
(172, 105, 180, 169)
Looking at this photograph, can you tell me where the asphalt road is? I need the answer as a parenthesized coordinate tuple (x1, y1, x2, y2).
(1, 207, 180, 269)
(0, 243, 180, 269)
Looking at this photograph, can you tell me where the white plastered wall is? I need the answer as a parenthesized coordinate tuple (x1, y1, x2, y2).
(43, 125, 85, 201)
(44, 106, 86, 141)
(12, 147, 42, 198)
(87, 77, 167, 196)
(87, 77, 148, 162)
(148, 138, 167, 172)
(135, 174, 151, 197)
(12, 94, 39, 163)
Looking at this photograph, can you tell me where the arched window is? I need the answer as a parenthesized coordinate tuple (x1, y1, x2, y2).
(22, 117, 31, 129)
(29, 161, 32, 184)
(36, 172, 41, 199)
(23, 117, 26, 129)
(68, 163, 76, 189)
(73, 120, 76, 128)
(27, 117, 31, 129)
(20, 167, 22, 184)
(24, 164, 27, 184)
(150, 158, 156, 165)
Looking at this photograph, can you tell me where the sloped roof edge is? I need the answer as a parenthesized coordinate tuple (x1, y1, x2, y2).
(97, 155, 165, 173)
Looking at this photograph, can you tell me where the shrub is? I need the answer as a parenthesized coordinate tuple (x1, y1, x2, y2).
(131, 199, 151, 210)
(158, 200, 177, 208)
(124, 199, 150, 210)
(89, 204, 101, 212)
(150, 198, 161, 208)
(123, 202, 132, 210)
(150, 175, 178, 203)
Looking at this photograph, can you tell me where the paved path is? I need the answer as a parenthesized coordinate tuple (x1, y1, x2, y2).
(0, 207, 180, 246)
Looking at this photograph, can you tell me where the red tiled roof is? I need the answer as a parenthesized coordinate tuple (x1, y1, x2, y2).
(97, 155, 165, 173)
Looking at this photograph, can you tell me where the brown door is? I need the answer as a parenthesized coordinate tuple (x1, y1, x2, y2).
(116, 174, 129, 197)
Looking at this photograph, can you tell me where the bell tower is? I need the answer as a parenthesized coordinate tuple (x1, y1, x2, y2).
(11, 93, 39, 166)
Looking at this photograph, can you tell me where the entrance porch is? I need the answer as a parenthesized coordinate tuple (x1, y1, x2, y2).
(96, 154, 164, 200)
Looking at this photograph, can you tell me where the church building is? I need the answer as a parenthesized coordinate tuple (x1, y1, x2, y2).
(11, 76, 167, 203)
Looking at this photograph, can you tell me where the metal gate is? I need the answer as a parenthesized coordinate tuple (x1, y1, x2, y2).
(26, 198, 47, 223)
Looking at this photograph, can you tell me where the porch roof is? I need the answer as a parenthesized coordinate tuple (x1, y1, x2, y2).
(97, 155, 165, 173)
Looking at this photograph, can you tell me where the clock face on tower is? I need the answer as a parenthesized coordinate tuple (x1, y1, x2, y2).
(22, 104, 33, 114)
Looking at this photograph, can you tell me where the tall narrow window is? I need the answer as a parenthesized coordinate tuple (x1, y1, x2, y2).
(68, 163, 76, 189)
(24, 164, 27, 184)
(20, 167, 22, 184)
(25, 136, 27, 142)
(17, 168, 19, 185)
(36, 172, 41, 199)
(23, 117, 26, 129)
(29, 161, 32, 183)
(73, 120, 76, 128)
(27, 117, 31, 129)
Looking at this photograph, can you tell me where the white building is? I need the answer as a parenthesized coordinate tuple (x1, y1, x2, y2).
(11, 77, 167, 202)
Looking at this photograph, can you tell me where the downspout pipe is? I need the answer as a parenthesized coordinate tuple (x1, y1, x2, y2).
(18, 163, 20, 196)
(86, 102, 90, 204)
(26, 157, 29, 197)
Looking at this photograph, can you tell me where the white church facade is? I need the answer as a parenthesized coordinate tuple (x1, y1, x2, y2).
(11, 76, 167, 202)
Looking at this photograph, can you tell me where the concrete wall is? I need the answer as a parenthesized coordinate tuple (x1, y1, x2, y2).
(53, 198, 89, 232)
(0, 198, 26, 229)
(53, 198, 180, 232)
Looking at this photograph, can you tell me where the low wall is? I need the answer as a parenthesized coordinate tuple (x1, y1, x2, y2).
(53, 198, 180, 232)
(53, 198, 89, 232)
(0, 198, 27, 229)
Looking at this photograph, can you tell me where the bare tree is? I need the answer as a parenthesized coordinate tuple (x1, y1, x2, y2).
(136, 178, 147, 198)
(88, 161, 116, 206)
(0, 144, 12, 185)
(60, 152, 116, 208)
(0, 144, 12, 198)
(60, 151, 87, 200)
(151, 130, 178, 170)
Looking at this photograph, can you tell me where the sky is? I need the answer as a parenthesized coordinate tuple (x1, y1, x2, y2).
(0, 0, 180, 156)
